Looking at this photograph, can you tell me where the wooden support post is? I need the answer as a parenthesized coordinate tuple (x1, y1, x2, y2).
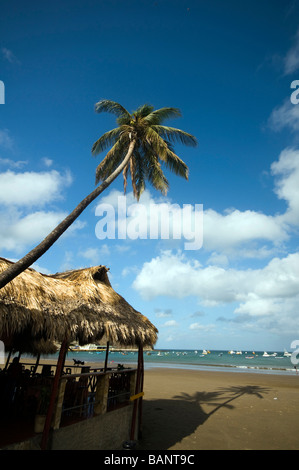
(41, 339, 68, 450)
(94, 373, 110, 415)
(138, 345, 144, 439)
(52, 380, 67, 430)
(130, 343, 143, 441)
(104, 341, 109, 372)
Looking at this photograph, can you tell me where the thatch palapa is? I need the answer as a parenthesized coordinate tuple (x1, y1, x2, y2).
(0, 257, 158, 351)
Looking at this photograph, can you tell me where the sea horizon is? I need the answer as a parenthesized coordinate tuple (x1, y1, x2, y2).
(31, 347, 299, 377)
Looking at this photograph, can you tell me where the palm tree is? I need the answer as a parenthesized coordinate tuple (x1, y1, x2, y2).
(0, 100, 197, 289)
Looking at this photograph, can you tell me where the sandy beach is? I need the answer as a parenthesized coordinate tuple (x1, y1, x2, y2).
(138, 368, 299, 451)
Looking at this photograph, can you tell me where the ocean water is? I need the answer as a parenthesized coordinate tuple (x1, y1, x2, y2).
(60, 348, 298, 376)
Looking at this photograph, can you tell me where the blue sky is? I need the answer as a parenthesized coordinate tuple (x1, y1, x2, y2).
(1, 0, 299, 351)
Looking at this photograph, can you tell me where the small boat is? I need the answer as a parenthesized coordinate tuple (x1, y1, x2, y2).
(228, 350, 235, 355)
(263, 351, 277, 357)
(284, 350, 291, 357)
(246, 356, 254, 359)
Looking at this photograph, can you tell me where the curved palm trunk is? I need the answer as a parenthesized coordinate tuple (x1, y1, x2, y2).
(0, 139, 136, 289)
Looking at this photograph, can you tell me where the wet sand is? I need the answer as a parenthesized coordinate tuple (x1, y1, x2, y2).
(138, 368, 299, 450)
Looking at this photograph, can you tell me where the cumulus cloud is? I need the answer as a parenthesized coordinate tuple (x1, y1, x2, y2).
(131, 148, 299, 339)
(202, 207, 288, 254)
(0, 209, 68, 252)
(132, 250, 299, 327)
(0, 166, 85, 253)
(0, 169, 72, 207)
(96, 147, 299, 260)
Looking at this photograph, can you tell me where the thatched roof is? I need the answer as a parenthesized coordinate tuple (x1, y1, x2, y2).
(0, 258, 158, 351)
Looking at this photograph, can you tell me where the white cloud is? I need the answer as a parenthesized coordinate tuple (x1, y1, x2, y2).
(132, 250, 299, 329)
(202, 208, 287, 254)
(42, 157, 53, 167)
(189, 323, 215, 332)
(271, 147, 299, 225)
(284, 29, 299, 75)
(0, 209, 68, 252)
(268, 98, 299, 133)
(97, 147, 299, 259)
(207, 252, 229, 266)
(162, 320, 179, 327)
(79, 245, 110, 265)
(0, 158, 28, 168)
(0, 129, 14, 149)
(0, 169, 72, 207)
(0, 165, 85, 253)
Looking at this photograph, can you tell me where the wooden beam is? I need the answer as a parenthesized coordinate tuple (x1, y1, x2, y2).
(104, 341, 109, 372)
(41, 339, 68, 450)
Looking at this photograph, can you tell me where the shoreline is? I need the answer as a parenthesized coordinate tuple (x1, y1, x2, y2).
(18, 354, 298, 377)
(144, 361, 298, 376)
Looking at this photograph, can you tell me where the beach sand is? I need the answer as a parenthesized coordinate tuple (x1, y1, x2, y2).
(138, 368, 299, 450)
(16, 358, 299, 450)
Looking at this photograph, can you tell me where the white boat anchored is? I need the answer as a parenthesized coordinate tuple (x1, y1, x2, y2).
(263, 352, 278, 357)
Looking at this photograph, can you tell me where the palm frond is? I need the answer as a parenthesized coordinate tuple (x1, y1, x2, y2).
(95, 137, 129, 184)
(94, 99, 131, 120)
(152, 125, 197, 147)
(144, 127, 168, 158)
(135, 104, 155, 118)
(145, 152, 169, 195)
(163, 148, 189, 180)
(144, 107, 182, 125)
(129, 157, 138, 198)
(92, 99, 196, 198)
(91, 127, 122, 155)
(133, 150, 146, 200)
(142, 129, 188, 180)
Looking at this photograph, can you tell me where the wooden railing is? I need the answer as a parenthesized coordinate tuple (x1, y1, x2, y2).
(54, 368, 137, 429)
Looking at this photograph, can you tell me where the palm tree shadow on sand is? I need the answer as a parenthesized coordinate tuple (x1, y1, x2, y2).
(139, 385, 269, 450)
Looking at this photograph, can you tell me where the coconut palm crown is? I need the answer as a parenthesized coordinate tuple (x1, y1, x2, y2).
(0, 100, 197, 289)
(92, 100, 197, 201)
